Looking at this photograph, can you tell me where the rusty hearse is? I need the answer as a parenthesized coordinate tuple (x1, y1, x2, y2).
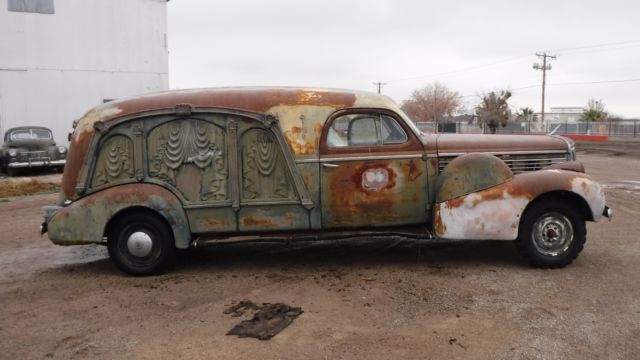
(42, 88, 611, 275)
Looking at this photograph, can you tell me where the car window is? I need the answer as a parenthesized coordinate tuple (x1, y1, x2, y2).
(349, 115, 379, 145)
(327, 113, 408, 148)
(381, 115, 408, 144)
(10, 130, 31, 140)
(32, 129, 52, 139)
(9, 129, 52, 140)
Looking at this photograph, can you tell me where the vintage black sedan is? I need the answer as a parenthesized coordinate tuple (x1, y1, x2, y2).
(1, 126, 67, 176)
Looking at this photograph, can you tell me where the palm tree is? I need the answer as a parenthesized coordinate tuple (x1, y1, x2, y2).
(516, 107, 537, 132)
(579, 99, 607, 122)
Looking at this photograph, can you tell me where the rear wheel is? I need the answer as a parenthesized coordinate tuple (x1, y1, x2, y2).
(6, 167, 18, 177)
(515, 200, 586, 268)
(107, 212, 175, 276)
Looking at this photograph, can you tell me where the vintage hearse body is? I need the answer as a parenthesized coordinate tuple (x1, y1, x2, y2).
(42, 87, 611, 275)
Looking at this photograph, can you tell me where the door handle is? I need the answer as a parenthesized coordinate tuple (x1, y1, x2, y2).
(322, 163, 340, 168)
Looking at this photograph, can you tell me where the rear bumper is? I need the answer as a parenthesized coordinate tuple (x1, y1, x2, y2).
(8, 159, 66, 168)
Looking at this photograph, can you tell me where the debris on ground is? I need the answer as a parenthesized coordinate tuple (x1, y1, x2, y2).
(224, 300, 303, 340)
(0, 179, 59, 198)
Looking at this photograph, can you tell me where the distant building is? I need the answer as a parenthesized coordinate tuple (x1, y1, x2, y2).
(0, 0, 169, 145)
(539, 107, 584, 124)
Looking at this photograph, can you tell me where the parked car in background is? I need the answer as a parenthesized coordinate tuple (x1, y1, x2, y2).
(41, 87, 611, 275)
(1, 126, 67, 176)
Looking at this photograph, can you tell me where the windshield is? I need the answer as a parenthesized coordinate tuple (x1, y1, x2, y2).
(9, 129, 52, 141)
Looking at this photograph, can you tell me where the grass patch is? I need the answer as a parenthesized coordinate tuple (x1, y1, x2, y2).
(0, 180, 59, 198)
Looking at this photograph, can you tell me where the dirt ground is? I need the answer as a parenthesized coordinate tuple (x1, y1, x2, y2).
(0, 151, 639, 360)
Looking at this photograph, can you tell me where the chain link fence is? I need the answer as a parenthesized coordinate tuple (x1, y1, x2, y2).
(416, 119, 640, 137)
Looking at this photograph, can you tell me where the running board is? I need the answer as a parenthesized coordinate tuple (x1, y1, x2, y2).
(192, 228, 434, 247)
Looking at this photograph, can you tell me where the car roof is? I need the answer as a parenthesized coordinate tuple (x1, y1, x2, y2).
(6, 126, 52, 133)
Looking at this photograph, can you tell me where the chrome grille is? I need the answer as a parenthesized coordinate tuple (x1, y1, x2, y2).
(438, 153, 571, 174)
(18, 150, 50, 162)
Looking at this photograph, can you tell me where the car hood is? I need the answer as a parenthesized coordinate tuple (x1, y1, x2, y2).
(435, 133, 568, 155)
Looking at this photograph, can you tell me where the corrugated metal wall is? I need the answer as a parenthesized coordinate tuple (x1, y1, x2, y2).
(0, 0, 169, 145)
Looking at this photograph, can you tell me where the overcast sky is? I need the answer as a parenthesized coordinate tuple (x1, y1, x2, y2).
(167, 0, 640, 118)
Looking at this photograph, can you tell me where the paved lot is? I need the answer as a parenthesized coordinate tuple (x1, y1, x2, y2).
(0, 152, 638, 359)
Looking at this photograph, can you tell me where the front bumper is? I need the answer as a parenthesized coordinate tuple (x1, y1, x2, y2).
(41, 205, 61, 235)
(603, 206, 613, 221)
(8, 159, 66, 168)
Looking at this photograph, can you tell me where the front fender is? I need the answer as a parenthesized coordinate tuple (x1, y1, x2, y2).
(46, 183, 191, 248)
(434, 169, 606, 240)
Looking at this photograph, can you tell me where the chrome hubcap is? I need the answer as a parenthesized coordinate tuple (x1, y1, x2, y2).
(127, 231, 153, 257)
(532, 212, 574, 256)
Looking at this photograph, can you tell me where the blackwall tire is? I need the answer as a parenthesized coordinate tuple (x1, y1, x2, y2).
(107, 212, 175, 276)
(515, 199, 586, 268)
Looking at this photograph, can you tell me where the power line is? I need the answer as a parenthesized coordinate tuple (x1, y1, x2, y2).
(382, 40, 640, 85)
(545, 39, 640, 54)
(383, 55, 530, 83)
(460, 77, 640, 98)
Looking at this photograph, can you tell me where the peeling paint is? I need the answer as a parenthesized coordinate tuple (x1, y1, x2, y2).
(434, 169, 607, 240)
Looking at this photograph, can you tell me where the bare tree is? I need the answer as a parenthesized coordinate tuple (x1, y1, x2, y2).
(579, 99, 608, 122)
(475, 90, 512, 134)
(400, 82, 461, 124)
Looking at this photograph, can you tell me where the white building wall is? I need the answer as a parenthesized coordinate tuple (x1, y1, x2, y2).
(0, 0, 168, 145)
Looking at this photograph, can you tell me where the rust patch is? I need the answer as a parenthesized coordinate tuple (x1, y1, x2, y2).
(94, 88, 357, 125)
(283, 123, 322, 155)
(447, 196, 465, 208)
(434, 205, 446, 235)
(203, 218, 227, 227)
(350, 163, 397, 193)
(61, 130, 92, 200)
(406, 160, 423, 182)
(243, 217, 276, 227)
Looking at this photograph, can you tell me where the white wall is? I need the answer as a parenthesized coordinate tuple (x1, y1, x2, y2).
(0, 0, 169, 145)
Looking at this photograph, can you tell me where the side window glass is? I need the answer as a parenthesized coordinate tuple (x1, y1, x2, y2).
(349, 115, 379, 145)
(326, 113, 408, 148)
(381, 115, 408, 144)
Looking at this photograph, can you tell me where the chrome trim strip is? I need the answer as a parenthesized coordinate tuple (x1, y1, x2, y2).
(294, 158, 320, 164)
(319, 154, 424, 162)
(438, 150, 568, 157)
(8, 159, 66, 168)
(553, 135, 576, 160)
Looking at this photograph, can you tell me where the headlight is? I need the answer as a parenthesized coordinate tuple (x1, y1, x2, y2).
(57, 146, 67, 154)
(8, 149, 17, 157)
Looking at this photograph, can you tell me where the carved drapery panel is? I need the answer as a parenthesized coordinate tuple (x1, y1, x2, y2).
(92, 135, 134, 187)
(147, 119, 227, 202)
(241, 129, 296, 201)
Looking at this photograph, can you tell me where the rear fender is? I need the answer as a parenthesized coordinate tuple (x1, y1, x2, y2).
(434, 169, 605, 240)
(46, 183, 191, 248)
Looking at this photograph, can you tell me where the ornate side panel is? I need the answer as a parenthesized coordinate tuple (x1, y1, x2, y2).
(147, 119, 228, 202)
(241, 128, 298, 202)
(91, 135, 135, 187)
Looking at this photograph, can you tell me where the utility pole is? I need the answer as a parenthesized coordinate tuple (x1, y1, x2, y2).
(373, 81, 387, 94)
(533, 53, 556, 130)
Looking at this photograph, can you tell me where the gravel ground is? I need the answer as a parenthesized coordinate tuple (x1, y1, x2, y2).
(0, 152, 638, 360)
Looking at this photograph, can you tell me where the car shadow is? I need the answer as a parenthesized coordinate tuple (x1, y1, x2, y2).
(172, 238, 524, 273)
(37, 238, 525, 278)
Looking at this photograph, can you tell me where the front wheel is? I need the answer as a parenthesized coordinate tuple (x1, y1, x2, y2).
(107, 212, 175, 276)
(515, 200, 586, 268)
